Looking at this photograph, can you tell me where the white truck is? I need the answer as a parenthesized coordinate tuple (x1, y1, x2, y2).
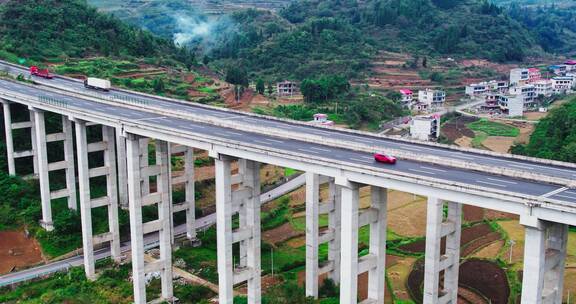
(84, 77, 111, 91)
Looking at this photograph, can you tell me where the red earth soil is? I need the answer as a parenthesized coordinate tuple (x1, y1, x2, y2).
(407, 259, 509, 303)
(0, 231, 44, 274)
(399, 223, 494, 254)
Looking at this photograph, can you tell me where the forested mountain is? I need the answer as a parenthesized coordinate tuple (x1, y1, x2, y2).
(205, 0, 544, 80)
(503, 3, 576, 55)
(0, 0, 193, 63)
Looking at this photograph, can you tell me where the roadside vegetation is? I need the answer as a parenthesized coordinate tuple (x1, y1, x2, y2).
(512, 97, 576, 162)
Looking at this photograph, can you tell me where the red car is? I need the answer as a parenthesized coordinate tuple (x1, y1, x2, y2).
(374, 153, 397, 164)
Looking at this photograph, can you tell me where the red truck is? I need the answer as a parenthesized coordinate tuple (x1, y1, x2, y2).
(30, 66, 53, 79)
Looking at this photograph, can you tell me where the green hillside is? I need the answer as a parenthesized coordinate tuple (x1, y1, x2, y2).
(0, 0, 192, 63)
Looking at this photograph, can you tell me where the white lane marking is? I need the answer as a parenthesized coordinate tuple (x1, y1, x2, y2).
(350, 158, 373, 164)
(214, 132, 231, 137)
(451, 154, 475, 160)
(353, 138, 373, 143)
(553, 194, 576, 201)
(182, 125, 205, 130)
(486, 177, 518, 185)
(225, 131, 243, 136)
(400, 146, 419, 151)
(540, 187, 568, 198)
(309, 147, 332, 152)
(254, 140, 272, 145)
(420, 166, 447, 173)
(136, 116, 166, 122)
(408, 169, 437, 175)
(360, 155, 374, 160)
(565, 190, 576, 195)
(508, 164, 533, 170)
(297, 148, 320, 154)
(476, 180, 507, 188)
(264, 138, 284, 144)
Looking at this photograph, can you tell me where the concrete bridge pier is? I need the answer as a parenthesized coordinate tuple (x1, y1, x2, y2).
(306, 174, 342, 299)
(126, 135, 175, 304)
(170, 144, 198, 243)
(423, 198, 462, 304)
(75, 121, 121, 280)
(32, 109, 78, 231)
(336, 180, 389, 304)
(521, 217, 569, 304)
(214, 154, 262, 304)
(116, 130, 129, 209)
(1, 101, 38, 177)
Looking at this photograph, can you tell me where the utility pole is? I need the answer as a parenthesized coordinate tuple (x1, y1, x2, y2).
(271, 247, 274, 278)
(508, 240, 516, 264)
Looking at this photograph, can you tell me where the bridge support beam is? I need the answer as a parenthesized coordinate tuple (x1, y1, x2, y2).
(215, 155, 261, 304)
(75, 121, 121, 280)
(171, 144, 198, 243)
(32, 109, 78, 231)
(126, 135, 174, 304)
(423, 198, 462, 304)
(520, 217, 568, 304)
(116, 131, 128, 209)
(1, 101, 38, 177)
(306, 175, 342, 299)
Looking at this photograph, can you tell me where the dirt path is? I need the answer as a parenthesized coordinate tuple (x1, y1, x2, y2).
(0, 231, 44, 274)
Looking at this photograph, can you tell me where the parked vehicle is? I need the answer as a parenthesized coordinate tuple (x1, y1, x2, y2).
(374, 153, 397, 164)
(84, 77, 111, 91)
(30, 66, 53, 79)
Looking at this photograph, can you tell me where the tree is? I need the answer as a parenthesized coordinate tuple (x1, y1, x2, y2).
(225, 66, 249, 103)
(256, 78, 265, 95)
(152, 77, 165, 93)
(422, 56, 428, 68)
(267, 82, 274, 95)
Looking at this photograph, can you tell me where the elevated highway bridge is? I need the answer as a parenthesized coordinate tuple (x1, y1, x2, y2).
(0, 60, 573, 304)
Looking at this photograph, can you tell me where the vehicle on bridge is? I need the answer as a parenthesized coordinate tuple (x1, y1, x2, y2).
(30, 66, 53, 79)
(374, 153, 397, 164)
(84, 77, 111, 91)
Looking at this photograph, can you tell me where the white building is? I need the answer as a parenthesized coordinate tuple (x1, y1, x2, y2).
(465, 80, 508, 97)
(276, 81, 298, 97)
(418, 89, 445, 109)
(532, 79, 553, 97)
(312, 113, 334, 126)
(399, 89, 413, 106)
(498, 95, 524, 117)
(510, 68, 541, 86)
(510, 84, 537, 109)
(410, 115, 441, 141)
(552, 76, 574, 94)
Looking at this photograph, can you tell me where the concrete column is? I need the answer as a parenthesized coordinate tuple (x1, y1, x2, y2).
(520, 218, 569, 304)
(156, 140, 174, 300)
(339, 180, 360, 304)
(368, 186, 387, 304)
(32, 109, 54, 231)
(2, 102, 15, 175)
(126, 133, 146, 304)
(62, 117, 77, 210)
(245, 160, 261, 304)
(29, 111, 39, 175)
(184, 147, 196, 241)
(74, 120, 95, 280)
(328, 179, 341, 284)
(103, 126, 121, 262)
(116, 130, 128, 209)
(215, 155, 234, 304)
(521, 222, 546, 303)
(238, 159, 248, 269)
(423, 198, 462, 304)
(140, 138, 150, 196)
(306, 172, 320, 299)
